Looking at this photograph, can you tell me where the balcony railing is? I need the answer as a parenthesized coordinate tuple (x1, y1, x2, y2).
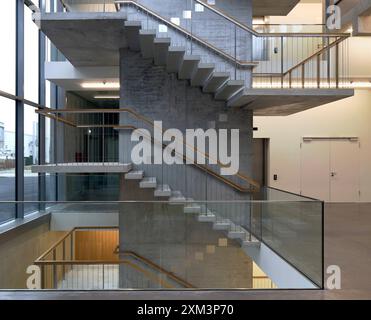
(35, 107, 261, 193)
(0, 196, 323, 290)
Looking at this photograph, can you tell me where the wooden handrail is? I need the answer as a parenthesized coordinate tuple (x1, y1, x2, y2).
(119, 250, 195, 288)
(35, 227, 194, 289)
(36, 108, 260, 192)
(35, 226, 118, 262)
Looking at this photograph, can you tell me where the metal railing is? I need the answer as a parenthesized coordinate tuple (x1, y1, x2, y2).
(116, 0, 350, 88)
(47, 0, 350, 88)
(36, 107, 260, 193)
(35, 226, 194, 289)
(13, 197, 323, 290)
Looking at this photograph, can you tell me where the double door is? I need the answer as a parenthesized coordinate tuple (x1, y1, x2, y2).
(300, 138, 360, 202)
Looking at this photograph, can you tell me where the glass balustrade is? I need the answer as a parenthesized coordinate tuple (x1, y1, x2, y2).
(0, 195, 323, 290)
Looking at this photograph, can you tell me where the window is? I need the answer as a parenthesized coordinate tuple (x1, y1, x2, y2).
(23, 4, 40, 214)
(24, 4, 39, 102)
(24, 105, 39, 215)
(0, 1, 16, 94)
(0, 1, 16, 223)
(0, 97, 16, 223)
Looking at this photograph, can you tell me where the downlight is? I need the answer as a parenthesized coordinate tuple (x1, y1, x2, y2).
(80, 81, 120, 89)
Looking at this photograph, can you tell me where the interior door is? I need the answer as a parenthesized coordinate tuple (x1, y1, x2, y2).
(330, 140, 360, 202)
(300, 139, 360, 202)
(301, 140, 330, 201)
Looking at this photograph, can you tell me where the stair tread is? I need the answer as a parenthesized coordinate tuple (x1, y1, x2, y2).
(154, 37, 171, 44)
(154, 184, 172, 197)
(168, 46, 186, 52)
(139, 29, 156, 35)
(169, 191, 186, 201)
(183, 55, 201, 61)
(125, 170, 144, 179)
(140, 177, 157, 188)
(124, 21, 142, 27)
(198, 63, 216, 69)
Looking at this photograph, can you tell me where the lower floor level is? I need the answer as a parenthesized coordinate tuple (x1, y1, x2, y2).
(0, 203, 370, 299)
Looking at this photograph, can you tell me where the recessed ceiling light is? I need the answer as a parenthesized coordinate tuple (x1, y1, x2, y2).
(94, 95, 120, 99)
(81, 82, 120, 89)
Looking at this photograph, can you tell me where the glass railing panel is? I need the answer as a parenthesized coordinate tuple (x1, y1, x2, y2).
(260, 200, 323, 287)
(0, 198, 323, 290)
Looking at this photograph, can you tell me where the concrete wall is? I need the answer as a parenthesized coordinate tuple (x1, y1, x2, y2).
(118, 43, 255, 287)
(119, 49, 254, 202)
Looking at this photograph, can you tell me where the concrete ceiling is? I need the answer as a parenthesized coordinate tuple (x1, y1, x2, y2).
(252, 0, 300, 16)
(38, 12, 128, 66)
(73, 90, 120, 108)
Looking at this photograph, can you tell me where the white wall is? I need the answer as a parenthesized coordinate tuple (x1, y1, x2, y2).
(254, 89, 371, 202)
(268, 0, 323, 25)
(348, 37, 371, 78)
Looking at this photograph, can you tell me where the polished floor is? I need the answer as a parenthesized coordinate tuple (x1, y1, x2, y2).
(1, 203, 370, 300)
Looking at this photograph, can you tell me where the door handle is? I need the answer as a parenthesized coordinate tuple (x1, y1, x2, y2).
(331, 172, 337, 177)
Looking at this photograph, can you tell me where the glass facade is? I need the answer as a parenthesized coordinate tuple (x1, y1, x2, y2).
(24, 4, 39, 102)
(0, 97, 16, 223)
(0, 1, 55, 223)
(0, 1, 16, 224)
(24, 105, 39, 214)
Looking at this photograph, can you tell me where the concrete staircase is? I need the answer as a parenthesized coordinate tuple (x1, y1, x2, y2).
(124, 21, 254, 107)
(124, 168, 260, 248)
